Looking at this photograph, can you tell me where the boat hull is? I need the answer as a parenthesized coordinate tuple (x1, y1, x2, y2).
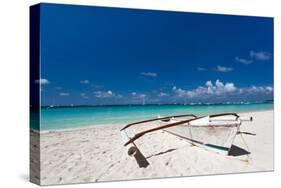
(164, 123, 240, 155)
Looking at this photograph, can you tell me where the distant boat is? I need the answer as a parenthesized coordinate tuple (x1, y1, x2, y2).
(46, 105, 54, 109)
(120, 113, 253, 156)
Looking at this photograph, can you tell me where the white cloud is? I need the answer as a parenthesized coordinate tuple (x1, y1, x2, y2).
(224, 83, 236, 92)
(216, 66, 233, 72)
(131, 92, 147, 99)
(132, 93, 146, 105)
(248, 86, 273, 94)
(205, 80, 213, 87)
(94, 90, 114, 98)
(80, 93, 89, 99)
(266, 86, 273, 92)
(172, 86, 196, 98)
(173, 80, 237, 98)
(235, 57, 253, 64)
(197, 67, 207, 71)
(158, 92, 169, 97)
(215, 80, 224, 88)
(80, 80, 90, 84)
(172, 80, 273, 100)
(211, 80, 236, 94)
(250, 51, 271, 61)
(59, 92, 69, 96)
(139, 94, 146, 98)
(235, 50, 271, 65)
(141, 72, 157, 77)
(116, 94, 123, 98)
(34, 78, 50, 85)
(94, 90, 122, 99)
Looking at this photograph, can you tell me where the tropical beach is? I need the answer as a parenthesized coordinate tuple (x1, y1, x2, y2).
(30, 108, 273, 185)
(30, 3, 274, 186)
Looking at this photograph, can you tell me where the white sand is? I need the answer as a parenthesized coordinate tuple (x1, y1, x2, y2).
(30, 110, 274, 185)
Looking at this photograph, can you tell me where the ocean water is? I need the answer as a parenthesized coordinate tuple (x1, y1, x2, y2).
(33, 103, 273, 131)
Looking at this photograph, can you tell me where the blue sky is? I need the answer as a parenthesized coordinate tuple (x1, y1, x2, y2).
(38, 3, 273, 105)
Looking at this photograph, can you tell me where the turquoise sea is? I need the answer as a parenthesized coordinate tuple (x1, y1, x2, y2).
(33, 102, 273, 131)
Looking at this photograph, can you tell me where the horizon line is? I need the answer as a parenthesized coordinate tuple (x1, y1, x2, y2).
(39, 100, 274, 108)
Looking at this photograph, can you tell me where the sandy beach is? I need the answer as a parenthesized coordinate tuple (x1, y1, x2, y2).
(30, 110, 274, 185)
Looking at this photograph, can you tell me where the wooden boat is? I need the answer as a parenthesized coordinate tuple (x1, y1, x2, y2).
(120, 113, 253, 156)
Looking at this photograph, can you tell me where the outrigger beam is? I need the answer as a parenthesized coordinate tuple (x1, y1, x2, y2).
(124, 116, 203, 146)
(121, 114, 197, 131)
(123, 113, 244, 147)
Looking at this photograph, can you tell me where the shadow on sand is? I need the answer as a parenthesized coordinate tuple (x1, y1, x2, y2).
(133, 143, 250, 168)
(228, 145, 250, 157)
(134, 150, 150, 168)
